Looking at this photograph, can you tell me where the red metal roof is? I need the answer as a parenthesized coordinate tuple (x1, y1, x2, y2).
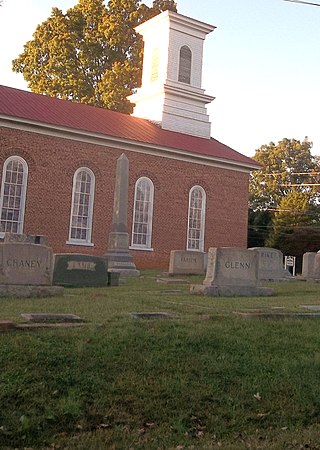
(0, 85, 258, 168)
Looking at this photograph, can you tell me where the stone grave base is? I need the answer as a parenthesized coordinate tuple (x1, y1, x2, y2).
(190, 284, 274, 297)
(157, 278, 189, 284)
(0, 285, 64, 298)
(0, 320, 16, 331)
(21, 313, 81, 322)
(236, 312, 320, 320)
(130, 312, 173, 319)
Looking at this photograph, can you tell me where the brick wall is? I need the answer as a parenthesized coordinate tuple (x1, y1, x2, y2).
(0, 127, 250, 269)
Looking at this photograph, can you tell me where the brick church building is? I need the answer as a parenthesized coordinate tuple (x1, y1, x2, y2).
(0, 10, 258, 269)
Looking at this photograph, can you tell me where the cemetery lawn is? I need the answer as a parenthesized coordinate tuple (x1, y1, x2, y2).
(2, 274, 320, 449)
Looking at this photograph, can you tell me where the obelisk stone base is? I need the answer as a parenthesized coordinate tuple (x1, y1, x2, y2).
(105, 233, 140, 277)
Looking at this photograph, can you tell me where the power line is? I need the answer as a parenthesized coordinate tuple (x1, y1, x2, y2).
(279, 183, 320, 186)
(260, 172, 320, 176)
(284, 0, 320, 6)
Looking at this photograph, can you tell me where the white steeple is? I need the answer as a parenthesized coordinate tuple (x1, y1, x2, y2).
(128, 10, 215, 139)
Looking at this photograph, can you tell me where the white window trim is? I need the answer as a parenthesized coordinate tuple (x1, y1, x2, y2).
(131, 177, 154, 250)
(67, 167, 95, 246)
(0, 155, 28, 238)
(129, 246, 154, 252)
(66, 240, 94, 247)
(186, 185, 206, 252)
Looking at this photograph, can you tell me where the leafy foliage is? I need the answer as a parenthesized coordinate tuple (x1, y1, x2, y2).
(267, 189, 316, 248)
(249, 138, 320, 259)
(12, 0, 177, 113)
(249, 137, 318, 211)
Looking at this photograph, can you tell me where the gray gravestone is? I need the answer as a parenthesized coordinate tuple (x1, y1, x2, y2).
(190, 247, 273, 297)
(302, 252, 317, 279)
(0, 241, 53, 285)
(249, 247, 288, 280)
(4, 232, 48, 246)
(53, 254, 108, 287)
(312, 251, 320, 279)
(0, 233, 63, 297)
(169, 250, 206, 275)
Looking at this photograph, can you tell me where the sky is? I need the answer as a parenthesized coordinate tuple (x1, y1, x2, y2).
(0, 0, 319, 157)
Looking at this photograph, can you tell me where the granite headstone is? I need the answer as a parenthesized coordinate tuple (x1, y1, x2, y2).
(169, 250, 206, 275)
(190, 247, 273, 297)
(0, 233, 63, 297)
(302, 252, 317, 279)
(53, 254, 109, 287)
(0, 237, 53, 285)
(249, 247, 288, 280)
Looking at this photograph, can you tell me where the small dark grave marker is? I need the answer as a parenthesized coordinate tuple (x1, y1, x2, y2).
(161, 290, 184, 294)
(108, 271, 120, 286)
(21, 313, 82, 322)
(250, 306, 286, 310)
(130, 312, 173, 319)
(157, 278, 189, 284)
(235, 312, 320, 320)
(17, 322, 85, 329)
(0, 320, 16, 331)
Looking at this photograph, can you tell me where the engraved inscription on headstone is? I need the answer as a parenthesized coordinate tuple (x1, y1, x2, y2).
(190, 247, 273, 297)
(169, 250, 206, 275)
(67, 261, 96, 271)
(249, 247, 287, 280)
(204, 247, 258, 287)
(0, 242, 53, 285)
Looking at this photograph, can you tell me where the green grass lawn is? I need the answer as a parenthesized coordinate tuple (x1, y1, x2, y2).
(1, 274, 320, 449)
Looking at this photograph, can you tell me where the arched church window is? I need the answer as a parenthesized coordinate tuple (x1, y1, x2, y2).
(68, 167, 95, 245)
(0, 155, 28, 235)
(131, 177, 154, 249)
(187, 185, 206, 251)
(178, 45, 192, 84)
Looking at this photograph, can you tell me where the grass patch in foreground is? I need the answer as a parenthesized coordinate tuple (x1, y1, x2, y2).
(1, 275, 320, 448)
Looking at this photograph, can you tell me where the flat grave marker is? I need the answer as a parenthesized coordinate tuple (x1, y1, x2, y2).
(130, 312, 174, 319)
(21, 313, 82, 322)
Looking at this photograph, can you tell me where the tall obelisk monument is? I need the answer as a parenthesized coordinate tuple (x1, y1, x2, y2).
(105, 154, 139, 276)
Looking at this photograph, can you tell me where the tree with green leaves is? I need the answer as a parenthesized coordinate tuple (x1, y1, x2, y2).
(249, 137, 320, 263)
(12, 0, 177, 113)
(249, 137, 318, 211)
(267, 189, 313, 246)
(267, 189, 320, 270)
